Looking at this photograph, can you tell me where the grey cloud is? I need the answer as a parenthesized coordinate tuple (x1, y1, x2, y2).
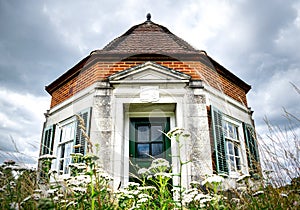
(0, 1, 82, 95)
(0, 0, 299, 166)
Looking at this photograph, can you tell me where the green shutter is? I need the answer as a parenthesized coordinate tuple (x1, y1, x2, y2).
(211, 106, 228, 174)
(243, 123, 260, 174)
(42, 125, 55, 155)
(75, 108, 91, 154)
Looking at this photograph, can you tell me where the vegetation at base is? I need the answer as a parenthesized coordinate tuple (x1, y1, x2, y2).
(1, 87, 299, 209)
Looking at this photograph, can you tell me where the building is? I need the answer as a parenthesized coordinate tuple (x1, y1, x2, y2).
(39, 14, 259, 189)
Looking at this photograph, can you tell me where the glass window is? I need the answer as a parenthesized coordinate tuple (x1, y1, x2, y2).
(151, 125, 163, 141)
(137, 125, 149, 142)
(58, 122, 75, 174)
(151, 143, 163, 157)
(224, 120, 241, 173)
(137, 144, 150, 158)
(135, 122, 165, 158)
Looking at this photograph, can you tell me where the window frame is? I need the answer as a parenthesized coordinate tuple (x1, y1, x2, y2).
(57, 118, 76, 175)
(211, 106, 249, 178)
(223, 117, 243, 177)
(222, 119, 243, 176)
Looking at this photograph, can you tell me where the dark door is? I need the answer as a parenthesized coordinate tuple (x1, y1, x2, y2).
(129, 117, 171, 175)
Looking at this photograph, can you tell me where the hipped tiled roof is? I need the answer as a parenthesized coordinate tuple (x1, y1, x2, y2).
(46, 14, 251, 95)
(96, 14, 200, 55)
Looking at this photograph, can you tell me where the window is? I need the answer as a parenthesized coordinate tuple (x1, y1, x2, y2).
(56, 108, 92, 175)
(211, 106, 259, 176)
(74, 110, 90, 154)
(58, 122, 75, 174)
(223, 121, 241, 173)
(129, 117, 171, 173)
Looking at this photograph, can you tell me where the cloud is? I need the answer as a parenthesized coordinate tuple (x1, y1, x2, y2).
(0, 0, 299, 172)
(0, 88, 49, 165)
(0, 1, 82, 95)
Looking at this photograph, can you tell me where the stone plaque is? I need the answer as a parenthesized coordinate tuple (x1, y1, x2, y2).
(140, 86, 159, 102)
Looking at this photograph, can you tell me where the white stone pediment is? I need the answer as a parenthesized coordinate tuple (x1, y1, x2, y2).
(108, 61, 190, 84)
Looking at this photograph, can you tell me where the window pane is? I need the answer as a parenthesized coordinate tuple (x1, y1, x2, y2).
(229, 156, 235, 171)
(234, 145, 239, 156)
(60, 144, 65, 158)
(236, 157, 241, 170)
(228, 124, 235, 139)
(59, 160, 64, 171)
(137, 144, 150, 158)
(151, 125, 163, 141)
(223, 122, 228, 137)
(137, 126, 149, 142)
(65, 142, 72, 158)
(227, 142, 234, 155)
(152, 143, 163, 157)
(64, 158, 70, 174)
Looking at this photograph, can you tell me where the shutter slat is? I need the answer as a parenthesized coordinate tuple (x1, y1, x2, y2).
(243, 123, 259, 174)
(211, 106, 228, 174)
(42, 125, 55, 155)
(75, 108, 91, 155)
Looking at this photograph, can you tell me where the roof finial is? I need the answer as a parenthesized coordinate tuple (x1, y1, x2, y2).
(146, 13, 151, 21)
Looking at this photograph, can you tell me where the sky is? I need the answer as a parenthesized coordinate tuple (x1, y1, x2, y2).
(0, 0, 299, 168)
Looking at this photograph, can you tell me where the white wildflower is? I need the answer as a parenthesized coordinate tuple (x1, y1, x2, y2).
(138, 168, 149, 175)
(70, 152, 83, 157)
(237, 186, 247, 192)
(69, 163, 86, 170)
(237, 174, 250, 182)
(183, 193, 194, 204)
(60, 199, 68, 203)
(154, 172, 172, 179)
(66, 201, 77, 208)
(280, 193, 288, 197)
(127, 182, 140, 187)
(10, 202, 19, 210)
(194, 193, 212, 202)
(33, 189, 42, 194)
(137, 186, 156, 191)
(149, 158, 170, 172)
(137, 197, 149, 203)
(84, 153, 99, 160)
(53, 196, 59, 202)
(231, 198, 240, 203)
(200, 198, 213, 204)
(57, 193, 64, 198)
(47, 188, 58, 196)
(32, 193, 40, 201)
(190, 180, 201, 186)
(21, 196, 31, 204)
(252, 190, 264, 196)
(72, 187, 87, 193)
(138, 193, 152, 199)
(147, 175, 153, 180)
(99, 172, 113, 180)
(202, 174, 224, 185)
(39, 154, 56, 160)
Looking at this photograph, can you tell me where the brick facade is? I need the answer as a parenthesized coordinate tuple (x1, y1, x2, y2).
(50, 60, 248, 108)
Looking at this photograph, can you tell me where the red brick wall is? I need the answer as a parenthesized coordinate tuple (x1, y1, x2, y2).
(50, 61, 248, 108)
